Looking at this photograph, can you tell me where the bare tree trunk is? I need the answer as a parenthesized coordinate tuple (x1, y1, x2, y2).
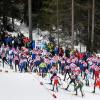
(3, 15, 7, 31)
(57, 0, 59, 47)
(28, 0, 32, 40)
(3, 1, 7, 31)
(12, 17, 14, 31)
(91, 0, 95, 51)
(23, 3, 27, 23)
(87, 0, 90, 51)
(71, 0, 74, 49)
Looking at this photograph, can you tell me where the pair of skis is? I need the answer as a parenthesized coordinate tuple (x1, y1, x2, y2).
(33, 74, 59, 99)
(40, 81, 58, 98)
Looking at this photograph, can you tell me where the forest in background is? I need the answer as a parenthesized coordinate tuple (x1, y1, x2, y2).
(0, 0, 100, 51)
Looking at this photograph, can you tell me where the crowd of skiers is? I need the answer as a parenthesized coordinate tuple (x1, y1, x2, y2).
(0, 43, 100, 97)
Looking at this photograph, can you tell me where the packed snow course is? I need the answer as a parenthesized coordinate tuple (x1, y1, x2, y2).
(0, 59, 100, 100)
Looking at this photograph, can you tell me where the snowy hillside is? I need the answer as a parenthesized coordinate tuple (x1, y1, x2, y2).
(13, 19, 49, 41)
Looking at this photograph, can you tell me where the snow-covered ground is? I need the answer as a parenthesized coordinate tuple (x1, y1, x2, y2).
(0, 60, 100, 100)
(0, 61, 55, 100)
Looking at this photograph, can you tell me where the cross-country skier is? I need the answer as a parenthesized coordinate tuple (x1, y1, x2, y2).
(74, 78, 84, 97)
(52, 73, 61, 92)
(65, 73, 77, 91)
